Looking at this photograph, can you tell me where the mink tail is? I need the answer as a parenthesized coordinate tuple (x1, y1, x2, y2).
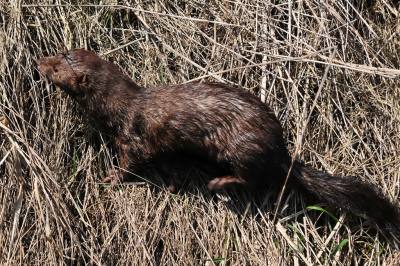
(291, 162, 400, 240)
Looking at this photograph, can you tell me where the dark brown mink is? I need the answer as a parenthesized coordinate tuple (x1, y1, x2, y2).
(37, 48, 400, 238)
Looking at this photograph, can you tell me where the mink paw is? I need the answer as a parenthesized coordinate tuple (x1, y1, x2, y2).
(101, 170, 124, 185)
(207, 176, 245, 190)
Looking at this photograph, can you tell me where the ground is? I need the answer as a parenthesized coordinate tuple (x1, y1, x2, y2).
(0, 1, 399, 265)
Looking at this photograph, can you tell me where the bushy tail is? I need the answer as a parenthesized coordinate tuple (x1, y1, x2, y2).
(291, 162, 400, 237)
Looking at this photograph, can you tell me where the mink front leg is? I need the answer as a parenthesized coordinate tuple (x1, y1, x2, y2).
(102, 139, 131, 184)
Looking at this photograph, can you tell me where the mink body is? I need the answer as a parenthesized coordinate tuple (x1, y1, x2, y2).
(37, 49, 400, 237)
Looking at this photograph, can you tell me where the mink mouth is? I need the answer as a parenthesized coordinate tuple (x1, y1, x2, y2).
(36, 67, 52, 83)
(41, 71, 52, 81)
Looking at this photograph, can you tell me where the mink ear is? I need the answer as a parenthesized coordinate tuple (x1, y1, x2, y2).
(77, 74, 88, 86)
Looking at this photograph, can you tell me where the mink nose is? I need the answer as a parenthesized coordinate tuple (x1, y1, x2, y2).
(35, 59, 44, 74)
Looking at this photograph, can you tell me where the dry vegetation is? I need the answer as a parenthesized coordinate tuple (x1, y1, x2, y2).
(1, 0, 400, 265)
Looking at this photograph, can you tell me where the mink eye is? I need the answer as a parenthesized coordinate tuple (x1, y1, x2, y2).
(53, 67, 58, 73)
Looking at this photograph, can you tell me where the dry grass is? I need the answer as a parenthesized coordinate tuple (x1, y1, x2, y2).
(1, 0, 400, 265)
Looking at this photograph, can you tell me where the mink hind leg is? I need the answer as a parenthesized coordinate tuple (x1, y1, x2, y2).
(153, 154, 228, 192)
(207, 151, 290, 193)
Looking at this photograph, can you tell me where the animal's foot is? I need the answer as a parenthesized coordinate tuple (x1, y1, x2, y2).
(101, 169, 124, 185)
(167, 184, 177, 193)
(166, 177, 181, 193)
(207, 175, 245, 190)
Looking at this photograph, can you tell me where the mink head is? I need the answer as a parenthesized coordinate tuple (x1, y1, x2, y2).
(37, 49, 104, 97)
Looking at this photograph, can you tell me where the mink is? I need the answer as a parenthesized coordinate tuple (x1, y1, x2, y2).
(37, 48, 400, 238)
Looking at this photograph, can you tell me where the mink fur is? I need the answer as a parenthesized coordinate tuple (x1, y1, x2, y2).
(37, 49, 400, 239)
